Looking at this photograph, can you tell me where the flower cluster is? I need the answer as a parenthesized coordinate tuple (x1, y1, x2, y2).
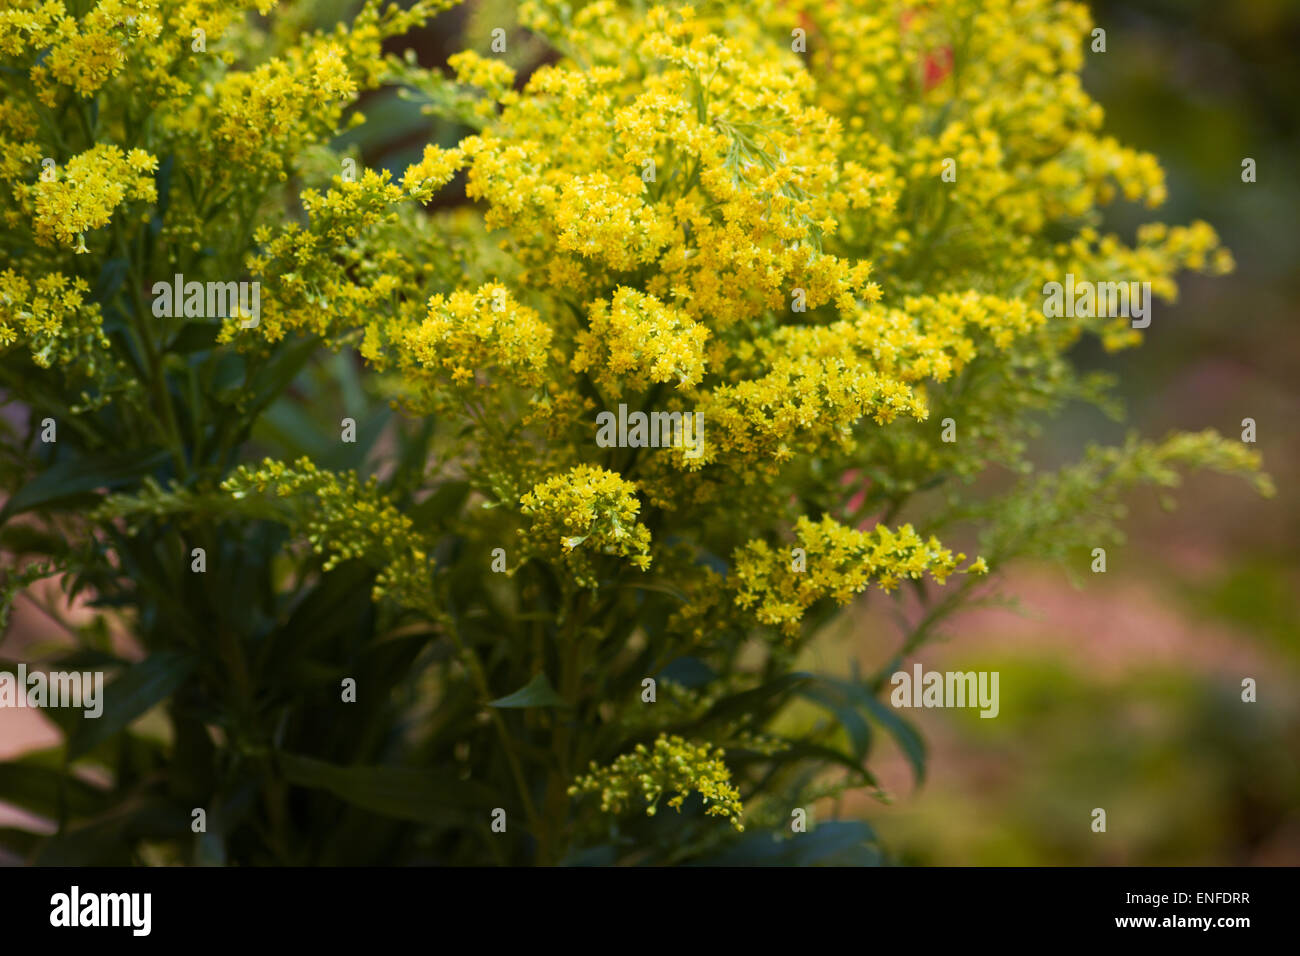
(462, 3, 879, 326)
(731, 515, 985, 638)
(771, 0, 1224, 312)
(403, 144, 468, 203)
(571, 287, 709, 394)
(28, 145, 157, 253)
(404, 283, 553, 388)
(239, 170, 408, 342)
(518, 465, 652, 587)
(221, 458, 434, 611)
(569, 734, 745, 830)
(0, 270, 100, 364)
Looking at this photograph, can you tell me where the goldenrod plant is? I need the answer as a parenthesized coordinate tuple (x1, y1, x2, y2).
(0, 0, 1272, 865)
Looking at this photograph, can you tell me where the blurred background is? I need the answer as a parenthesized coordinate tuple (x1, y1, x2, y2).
(3, 0, 1297, 865)
(838, 0, 1300, 864)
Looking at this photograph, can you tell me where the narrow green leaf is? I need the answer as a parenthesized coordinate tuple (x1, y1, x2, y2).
(861, 694, 926, 784)
(410, 480, 471, 527)
(694, 672, 812, 727)
(66, 651, 196, 760)
(277, 752, 492, 820)
(796, 684, 872, 761)
(693, 821, 880, 866)
(0, 759, 110, 818)
(488, 673, 567, 708)
(0, 449, 171, 520)
(0, 826, 42, 860)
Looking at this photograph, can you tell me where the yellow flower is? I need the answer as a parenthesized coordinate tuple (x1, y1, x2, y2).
(405, 283, 553, 387)
(570, 734, 745, 830)
(221, 458, 435, 610)
(30, 144, 158, 253)
(571, 287, 709, 394)
(728, 514, 982, 638)
(519, 465, 652, 587)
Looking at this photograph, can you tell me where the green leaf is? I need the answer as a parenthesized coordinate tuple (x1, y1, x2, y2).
(169, 322, 220, 354)
(0, 523, 67, 556)
(277, 753, 493, 821)
(861, 694, 926, 784)
(66, 651, 196, 760)
(255, 399, 336, 461)
(558, 843, 619, 866)
(0, 758, 110, 819)
(210, 351, 246, 394)
(410, 480, 471, 528)
(240, 335, 319, 421)
(332, 88, 429, 155)
(656, 656, 716, 689)
(0, 826, 42, 860)
(796, 683, 872, 761)
(319, 407, 391, 472)
(692, 821, 880, 866)
(760, 740, 879, 788)
(690, 672, 812, 728)
(265, 560, 375, 677)
(817, 674, 926, 784)
(93, 257, 129, 305)
(488, 673, 567, 708)
(33, 799, 193, 866)
(0, 449, 171, 520)
(329, 350, 366, 422)
(32, 819, 133, 866)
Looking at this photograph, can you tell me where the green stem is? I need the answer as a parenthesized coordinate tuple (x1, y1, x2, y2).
(439, 610, 543, 858)
(119, 223, 189, 478)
